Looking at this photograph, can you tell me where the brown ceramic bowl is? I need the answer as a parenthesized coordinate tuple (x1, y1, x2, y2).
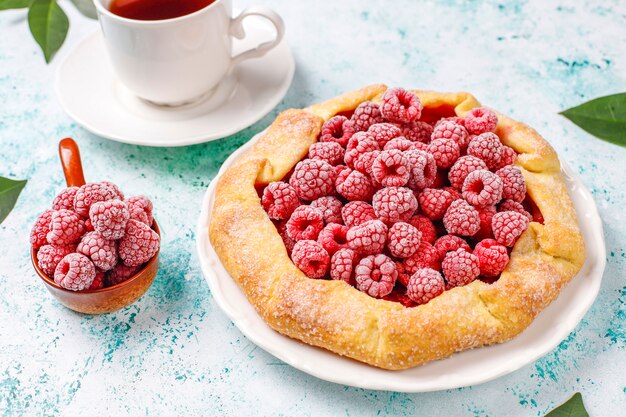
(31, 138, 160, 314)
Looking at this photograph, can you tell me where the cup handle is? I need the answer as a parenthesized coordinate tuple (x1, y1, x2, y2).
(229, 6, 285, 72)
(59, 138, 87, 187)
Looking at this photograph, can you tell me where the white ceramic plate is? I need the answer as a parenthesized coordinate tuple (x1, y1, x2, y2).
(196, 132, 605, 392)
(55, 18, 294, 147)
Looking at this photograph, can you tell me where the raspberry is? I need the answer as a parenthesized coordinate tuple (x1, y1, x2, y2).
(317, 223, 349, 255)
(320, 115, 355, 147)
(354, 254, 397, 298)
(464, 107, 498, 135)
(499, 199, 532, 221)
(404, 149, 437, 190)
(492, 211, 530, 247)
(448, 156, 488, 190)
(334, 164, 350, 178)
(431, 120, 470, 151)
(387, 222, 421, 258)
(52, 187, 79, 211)
(30, 209, 55, 249)
(475, 205, 497, 240)
(495, 146, 517, 169)
(330, 248, 357, 283)
(101, 181, 124, 200)
(275, 220, 296, 255)
(467, 132, 503, 169)
(336, 169, 374, 201)
(47, 209, 86, 246)
(341, 201, 376, 227)
(310, 196, 343, 224)
(291, 240, 330, 278)
(349, 101, 384, 132)
(89, 199, 130, 240)
(371, 150, 410, 187)
(54, 253, 96, 291)
(443, 199, 481, 236)
(309, 141, 345, 166)
(90, 270, 105, 290)
(372, 186, 418, 224)
(427, 138, 460, 169)
(77, 231, 118, 271)
(434, 235, 471, 261)
(383, 137, 418, 152)
(395, 260, 411, 286)
(407, 215, 437, 244)
(289, 158, 336, 201)
(417, 188, 458, 220)
(346, 219, 387, 255)
(406, 268, 445, 305)
(403, 241, 440, 273)
(496, 165, 526, 203)
(435, 116, 465, 128)
(344, 132, 380, 168)
(442, 248, 480, 287)
(367, 123, 403, 148)
(106, 263, 141, 286)
(262, 181, 300, 220)
(118, 219, 160, 266)
(36, 244, 76, 276)
(473, 239, 509, 277)
(286, 205, 324, 241)
(462, 169, 503, 208)
(380, 88, 422, 124)
(353, 150, 380, 179)
(126, 195, 154, 226)
(397, 121, 433, 143)
(74, 183, 118, 218)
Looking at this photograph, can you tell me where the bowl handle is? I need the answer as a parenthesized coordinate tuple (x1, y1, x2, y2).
(59, 138, 86, 187)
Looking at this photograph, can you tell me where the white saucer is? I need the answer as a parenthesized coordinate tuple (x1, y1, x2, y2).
(55, 21, 294, 147)
(196, 131, 606, 392)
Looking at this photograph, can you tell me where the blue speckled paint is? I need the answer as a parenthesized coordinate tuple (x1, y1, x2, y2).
(1, 0, 625, 415)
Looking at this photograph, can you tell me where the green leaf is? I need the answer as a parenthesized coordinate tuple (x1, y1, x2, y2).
(27, 0, 69, 63)
(0, 177, 27, 225)
(69, 0, 97, 19)
(560, 93, 626, 147)
(0, 0, 31, 9)
(545, 393, 589, 417)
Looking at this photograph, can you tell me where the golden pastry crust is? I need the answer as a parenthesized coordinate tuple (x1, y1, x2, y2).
(209, 85, 586, 370)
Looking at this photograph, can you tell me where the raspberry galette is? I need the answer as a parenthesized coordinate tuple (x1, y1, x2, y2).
(209, 85, 585, 370)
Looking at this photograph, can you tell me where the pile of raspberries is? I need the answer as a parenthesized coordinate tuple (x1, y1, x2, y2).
(261, 88, 536, 307)
(30, 182, 159, 291)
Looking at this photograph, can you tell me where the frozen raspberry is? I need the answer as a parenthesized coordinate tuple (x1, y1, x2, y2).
(427, 138, 460, 169)
(397, 121, 433, 143)
(30, 209, 55, 249)
(371, 150, 411, 187)
(106, 263, 141, 286)
(495, 146, 517, 169)
(347, 219, 387, 255)
(77, 231, 117, 271)
(462, 170, 503, 208)
(291, 240, 330, 278)
(417, 188, 458, 220)
(74, 183, 118, 218)
(496, 165, 526, 203)
(286, 205, 324, 241)
(404, 149, 437, 190)
(442, 248, 480, 287)
(334, 164, 350, 178)
(499, 199, 532, 221)
(408, 215, 437, 244)
(310, 196, 343, 224)
(336, 169, 374, 201)
(317, 223, 349, 255)
(52, 187, 79, 211)
(380, 88, 422, 123)
(464, 107, 498, 135)
(353, 150, 380, 177)
(434, 235, 471, 261)
(89, 199, 129, 240)
(262, 182, 300, 220)
(289, 158, 336, 201)
(372, 187, 418, 224)
(395, 260, 411, 286)
(387, 222, 421, 258)
(54, 253, 96, 291)
(467, 132, 503, 169)
(101, 181, 124, 200)
(36, 244, 76, 276)
(309, 141, 345, 166)
(344, 132, 380, 168)
(355, 254, 397, 298)
(475, 205, 497, 240)
(126, 195, 153, 226)
(443, 199, 481, 236)
(341, 201, 376, 227)
(403, 241, 440, 273)
(349, 101, 384, 132)
(473, 239, 509, 277)
(330, 248, 357, 283)
(492, 211, 530, 247)
(275, 220, 296, 255)
(384, 137, 418, 152)
(367, 123, 403, 148)
(407, 268, 445, 305)
(89, 270, 105, 290)
(47, 209, 86, 246)
(431, 120, 470, 151)
(118, 219, 160, 267)
(320, 115, 355, 147)
(448, 156, 488, 190)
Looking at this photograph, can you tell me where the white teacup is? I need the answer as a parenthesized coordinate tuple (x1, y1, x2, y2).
(93, 0, 285, 106)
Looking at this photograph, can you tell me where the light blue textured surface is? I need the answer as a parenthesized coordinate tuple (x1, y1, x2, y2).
(1, 1, 625, 415)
